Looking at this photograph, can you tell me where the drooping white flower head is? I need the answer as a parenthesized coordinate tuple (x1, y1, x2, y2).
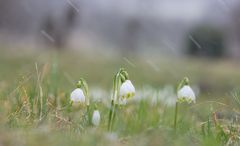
(92, 110, 101, 126)
(119, 80, 135, 99)
(177, 85, 196, 103)
(70, 88, 86, 104)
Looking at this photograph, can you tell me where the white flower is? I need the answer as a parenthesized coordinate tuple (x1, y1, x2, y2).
(92, 110, 101, 126)
(119, 80, 135, 99)
(70, 88, 86, 104)
(177, 85, 196, 103)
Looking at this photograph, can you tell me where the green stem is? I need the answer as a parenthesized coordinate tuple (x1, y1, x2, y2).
(77, 78, 91, 126)
(108, 70, 122, 131)
(108, 74, 118, 131)
(108, 99, 114, 131)
(174, 102, 179, 131)
(111, 104, 118, 130)
(110, 74, 122, 131)
(87, 105, 91, 125)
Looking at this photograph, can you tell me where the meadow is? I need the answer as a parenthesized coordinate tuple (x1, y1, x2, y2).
(0, 50, 239, 146)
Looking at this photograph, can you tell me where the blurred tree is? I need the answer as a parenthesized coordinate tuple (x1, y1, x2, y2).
(0, 0, 15, 28)
(186, 26, 225, 58)
(229, 2, 240, 58)
(0, 0, 31, 32)
(123, 17, 141, 55)
(41, 6, 77, 50)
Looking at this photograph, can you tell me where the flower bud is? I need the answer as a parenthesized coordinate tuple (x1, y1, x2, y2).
(92, 110, 101, 126)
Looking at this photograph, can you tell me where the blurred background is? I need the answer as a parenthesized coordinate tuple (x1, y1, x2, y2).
(1, 0, 240, 57)
(1, 0, 240, 97)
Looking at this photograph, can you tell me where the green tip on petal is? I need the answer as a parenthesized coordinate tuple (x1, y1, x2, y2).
(177, 97, 194, 104)
(127, 93, 131, 99)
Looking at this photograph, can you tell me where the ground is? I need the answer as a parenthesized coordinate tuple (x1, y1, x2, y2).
(0, 49, 239, 146)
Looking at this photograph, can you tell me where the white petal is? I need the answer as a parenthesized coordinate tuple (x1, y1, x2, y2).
(70, 88, 86, 103)
(92, 110, 101, 126)
(177, 85, 196, 102)
(126, 80, 135, 95)
(119, 81, 130, 98)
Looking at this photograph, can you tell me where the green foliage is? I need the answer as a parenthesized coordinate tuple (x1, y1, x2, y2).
(0, 51, 239, 146)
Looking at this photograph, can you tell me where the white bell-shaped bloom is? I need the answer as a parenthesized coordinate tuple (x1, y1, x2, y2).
(119, 80, 135, 99)
(119, 82, 128, 98)
(177, 85, 196, 103)
(70, 88, 86, 104)
(128, 80, 135, 95)
(92, 110, 101, 126)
